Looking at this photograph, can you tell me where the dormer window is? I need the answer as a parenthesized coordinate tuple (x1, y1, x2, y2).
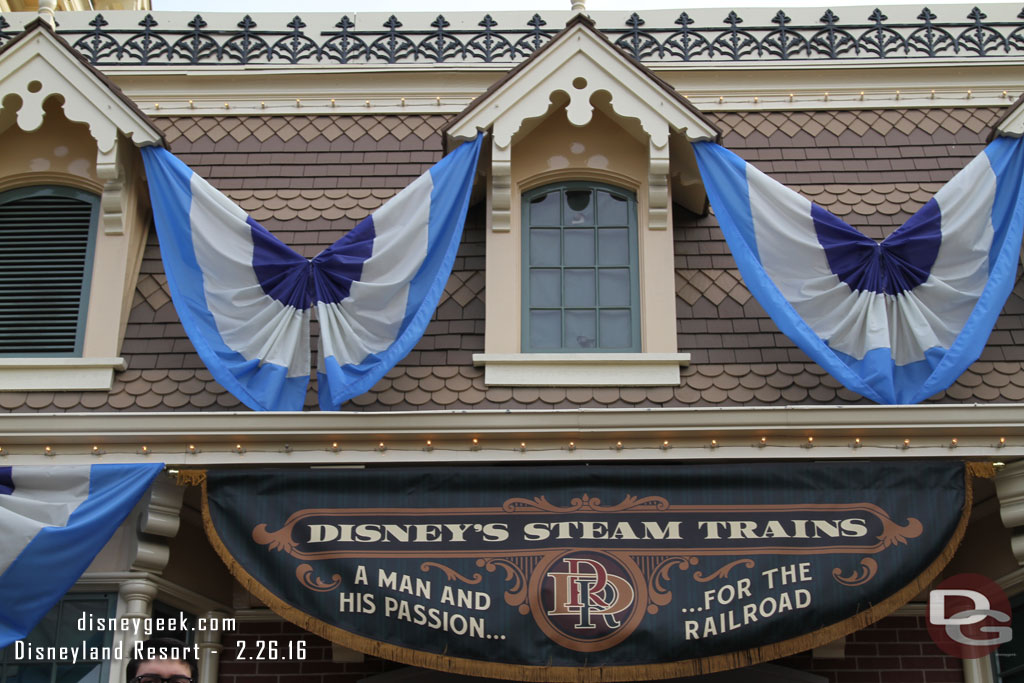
(523, 182, 640, 353)
(444, 15, 720, 387)
(0, 20, 164, 390)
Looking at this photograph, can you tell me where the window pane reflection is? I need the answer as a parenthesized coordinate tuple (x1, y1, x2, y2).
(564, 229, 594, 266)
(600, 310, 632, 348)
(529, 191, 560, 226)
(597, 190, 628, 225)
(566, 310, 597, 349)
(564, 190, 593, 225)
(530, 229, 560, 266)
(599, 269, 630, 307)
(529, 269, 561, 307)
(530, 310, 561, 348)
(598, 228, 629, 265)
(565, 269, 595, 307)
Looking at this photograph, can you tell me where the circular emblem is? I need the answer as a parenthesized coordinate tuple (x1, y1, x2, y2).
(927, 573, 1012, 659)
(529, 550, 647, 652)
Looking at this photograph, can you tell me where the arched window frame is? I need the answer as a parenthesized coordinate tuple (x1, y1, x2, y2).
(521, 181, 641, 353)
(0, 19, 163, 391)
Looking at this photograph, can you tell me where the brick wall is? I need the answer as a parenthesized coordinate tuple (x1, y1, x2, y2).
(777, 616, 966, 683)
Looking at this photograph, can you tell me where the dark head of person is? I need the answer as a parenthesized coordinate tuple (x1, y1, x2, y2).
(126, 637, 197, 683)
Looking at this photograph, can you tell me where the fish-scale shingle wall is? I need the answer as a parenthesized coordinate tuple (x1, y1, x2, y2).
(4, 106, 1022, 412)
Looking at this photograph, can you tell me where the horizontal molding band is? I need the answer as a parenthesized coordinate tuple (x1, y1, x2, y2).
(0, 403, 1022, 442)
(0, 357, 126, 391)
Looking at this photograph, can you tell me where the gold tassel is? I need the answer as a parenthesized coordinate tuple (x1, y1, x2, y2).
(966, 461, 996, 479)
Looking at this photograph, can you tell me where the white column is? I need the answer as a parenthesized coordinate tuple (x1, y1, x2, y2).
(111, 578, 158, 683)
(963, 655, 996, 683)
(37, 0, 57, 28)
(196, 610, 229, 683)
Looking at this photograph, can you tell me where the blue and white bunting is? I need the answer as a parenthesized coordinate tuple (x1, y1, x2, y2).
(0, 464, 163, 646)
(693, 135, 1024, 404)
(141, 135, 482, 411)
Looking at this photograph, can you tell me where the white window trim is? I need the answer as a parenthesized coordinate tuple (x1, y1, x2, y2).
(472, 352, 690, 386)
(0, 21, 163, 391)
(0, 357, 127, 391)
(446, 17, 717, 388)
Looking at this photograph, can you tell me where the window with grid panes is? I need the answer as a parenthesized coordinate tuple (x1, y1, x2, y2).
(0, 593, 115, 683)
(522, 182, 640, 352)
(0, 186, 98, 357)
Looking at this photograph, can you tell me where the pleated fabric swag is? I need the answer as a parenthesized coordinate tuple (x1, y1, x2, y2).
(142, 135, 482, 411)
(693, 134, 1024, 404)
(144, 129, 1023, 409)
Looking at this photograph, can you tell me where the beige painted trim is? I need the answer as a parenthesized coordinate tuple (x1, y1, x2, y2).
(75, 571, 232, 616)
(0, 26, 162, 153)
(118, 83, 1022, 117)
(997, 99, 1024, 137)
(446, 21, 717, 145)
(2, 403, 1023, 438)
(0, 357, 126, 390)
(473, 353, 690, 386)
(0, 402, 1022, 442)
(0, 171, 103, 195)
(96, 60, 1024, 117)
(0, 25, 156, 377)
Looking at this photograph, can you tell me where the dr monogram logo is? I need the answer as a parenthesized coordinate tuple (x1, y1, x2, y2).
(546, 556, 636, 630)
(927, 573, 1013, 658)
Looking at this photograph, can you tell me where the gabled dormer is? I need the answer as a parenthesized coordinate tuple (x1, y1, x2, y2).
(444, 15, 720, 387)
(0, 18, 163, 390)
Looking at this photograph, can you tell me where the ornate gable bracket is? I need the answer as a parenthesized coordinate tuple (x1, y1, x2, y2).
(0, 20, 164, 390)
(0, 20, 162, 237)
(444, 15, 719, 232)
(992, 94, 1024, 139)
(0, 20, 162, 154)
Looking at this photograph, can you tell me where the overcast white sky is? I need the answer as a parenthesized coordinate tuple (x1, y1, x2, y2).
(152, 0, 983, 11)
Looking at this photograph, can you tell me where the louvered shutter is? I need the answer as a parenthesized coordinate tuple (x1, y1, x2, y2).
(0, 187, 98, 355)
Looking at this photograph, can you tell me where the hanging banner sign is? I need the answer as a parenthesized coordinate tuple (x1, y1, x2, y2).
(202, 461, 976, 681)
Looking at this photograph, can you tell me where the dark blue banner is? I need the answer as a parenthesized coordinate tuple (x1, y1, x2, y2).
(202, 461, 973, 680)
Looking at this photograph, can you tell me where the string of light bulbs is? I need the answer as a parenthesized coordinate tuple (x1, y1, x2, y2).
(1, 436, 1014, 459)
(141, 89, 1019, 115)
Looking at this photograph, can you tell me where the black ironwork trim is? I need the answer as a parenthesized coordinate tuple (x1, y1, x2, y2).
(2, 9, 1023, 65)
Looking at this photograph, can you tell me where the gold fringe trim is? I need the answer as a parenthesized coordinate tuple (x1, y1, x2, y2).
(200, 464, 978, 682)
(174, 469, 207, 487)
(966, 461, 996, 479)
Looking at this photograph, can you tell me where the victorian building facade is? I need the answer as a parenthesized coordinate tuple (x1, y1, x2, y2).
(1, 2, 1024, 682)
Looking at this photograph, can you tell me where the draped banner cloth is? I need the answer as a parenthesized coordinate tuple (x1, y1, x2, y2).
(141, 135, 482, 411)
(0, 464, 163, 646)
(202, 461, 984, 681)
(693, 135, 1024, 404)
